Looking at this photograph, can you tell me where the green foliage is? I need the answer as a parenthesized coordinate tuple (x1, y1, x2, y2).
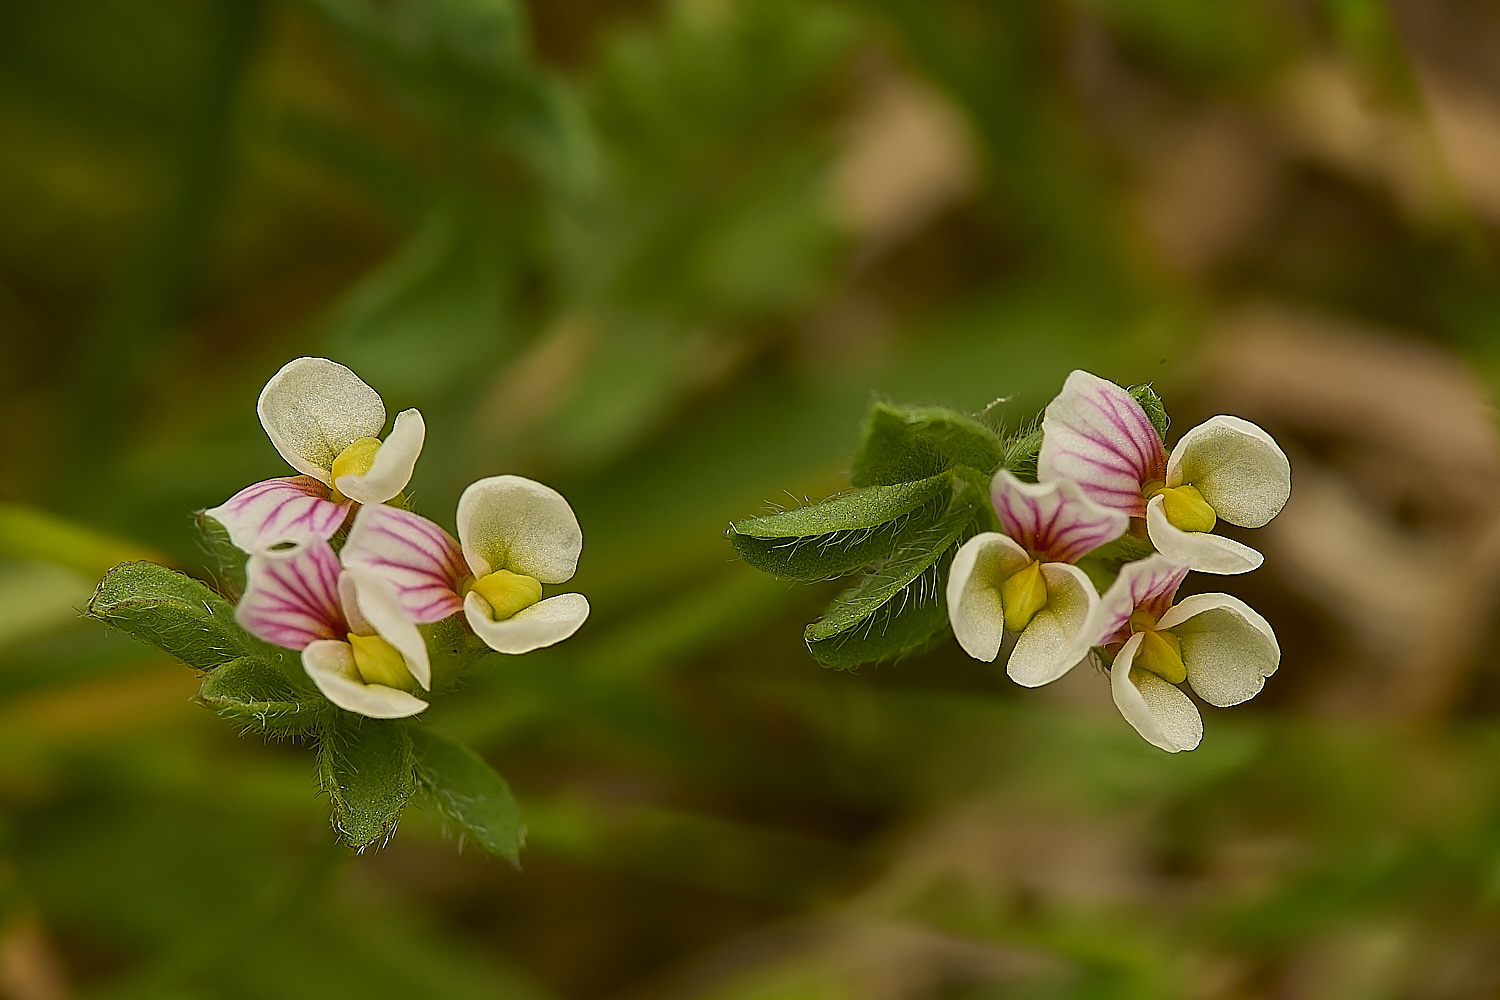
(198, 657, 327, 735)
(88, 560, 255, 670)
(851, 403, 1004, 487)
(411, 728, 524, 862)
(195, 510, 247, 599)
(317, 714, 418, 852)
(727, 475, 949, 580)
(1128, 383, 1170, 443)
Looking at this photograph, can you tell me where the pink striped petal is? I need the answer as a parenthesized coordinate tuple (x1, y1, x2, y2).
(237, 540, 348, 650)
(990, 471, 1129, 564)
(203, 477, 350, 555)
(341, 504, 466, 624)
(1091, 554, 1189, 647)
(1039, 371, 1167, 516)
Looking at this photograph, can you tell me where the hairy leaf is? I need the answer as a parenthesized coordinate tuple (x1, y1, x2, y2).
(805, 560, 952, 669)
(195, 510, 247, 600)
(411, 728, 524, 862)
(851, 403, 1004, 487)
(88, 561, 254, 671)
(198, 657, 326, 735)
(728, 475, 949, 580)
(317, 715, 417, 851)
(1128, 383, 1169, 443)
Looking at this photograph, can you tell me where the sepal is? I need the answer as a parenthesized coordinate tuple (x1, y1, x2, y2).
(197, 656, 327, 735)
(316, 714, 417, 851)
(411, 728, 524, 863)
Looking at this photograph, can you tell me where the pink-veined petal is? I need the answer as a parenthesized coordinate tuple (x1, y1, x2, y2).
(1091, 554, 1190, 647)
(342, 567, 431, 691)
(257, 357, 387, 482)
(237, 540, 347, 650)
(990, 471, 1129, 564)
(464, 591, 589, 654)
(945, 532, 1032, 662)
(1006, 562, 1098, 687)
(342, 504, 465, 624)
(336, 408, 425, 505)
(1109, 633, 1203, 752)
(456, 476, 582, 583)
(1166, 415, 1291, 528)
(1146, 496, 1263, 575)
(302, 640, 428, 719)
(1039, 371, 1167, 516)
(203, 476, 349, 555)
(1159, 593, 1279, 708)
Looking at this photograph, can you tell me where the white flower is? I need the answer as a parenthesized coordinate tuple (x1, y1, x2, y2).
(236, 540, 430, 718)
(205, 358, 426, 555)
(341, 475, 589, 655)
(1039, 370, 1291, 574)
(1092, 555, 1280, 752)
(947, 472, 1127, 686)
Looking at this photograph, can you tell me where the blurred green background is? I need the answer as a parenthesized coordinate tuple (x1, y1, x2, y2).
(5, 0, 1500, 997)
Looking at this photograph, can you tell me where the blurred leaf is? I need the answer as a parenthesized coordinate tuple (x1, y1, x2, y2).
(317, 714, 416, 851)
(88, 561, 253, 670)
(0, 503, 161, 576)
(0, 559, 94, 647)
(851, 403, 1003, 487)
(1127, 383, 1169, 443)
(198, 657, 326, 735)
(728, 474, 949, 580)
(411, 727, 523, 862)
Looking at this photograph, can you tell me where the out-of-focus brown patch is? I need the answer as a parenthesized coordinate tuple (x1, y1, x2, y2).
(0, 662, 200, 738)
(0, 910, 70, 1000)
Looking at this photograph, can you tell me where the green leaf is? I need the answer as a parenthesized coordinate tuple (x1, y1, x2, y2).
(1128, 383, 1169, 443)
(727, 474, 949, 580)
(410, 728, 524, 862)
(197, 657, 326, 735)
(88, 561, 255, 670)
(317, 715, 417, 851)
(851, 403, 1003, 487)
(804, 490, 981, 667)
(194, 510, 247, 600)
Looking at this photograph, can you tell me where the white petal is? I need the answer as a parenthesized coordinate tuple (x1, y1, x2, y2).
(343, 567, 432, 690)
(1159, 593, 1280, 707)
(1146, 495, 1263, 575)
(342, 503, 465, 624)
(1166, 415, 1291, 528)
(237, 541, 347, 650)
(257, 357, 387, 482)
(1038, 370, 1167, 516)
(203, 477, 349, 555)
(945, 532, 1032, 661)
(456, 476, 583, 583)
(1109, 633, 1202, 752)
(465, 591, 589, 654)
(990, 472, 1129, 564)
(1091, 554, 1190, 647)
(336, 408, 425, 505)
(302, 640, 428, 719)
(1007, 562, 1097, 686)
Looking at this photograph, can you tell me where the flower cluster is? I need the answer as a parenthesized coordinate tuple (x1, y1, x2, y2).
(207, 358, 589, 719)
(946, 371, 1289, 751)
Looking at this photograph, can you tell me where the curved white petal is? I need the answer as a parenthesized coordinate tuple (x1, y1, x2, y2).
(1091, 554, 1190, 647)
(456, 476, 583, 583)
(302, 639, 428, 719)
(237, 541, 347, 650)
(203, 477, 349, 555)
(257, 357, 387, 482)
(945, 532, 1032, 662)
(343, 567, 432, 690)
(1007, 562, 1098, 686)
(1109, 633, 1202, 752)
(1159, 593, 1280, 707)
(1166, 415, 1290, 528)
(1147, 496, 1263, 575)
(342, 503, 465, 624)
(336, 408, 425, 505)
(1038, 370, 1166, 516)
(990, 471, 1129, 564)
(465, 591, 589, 654)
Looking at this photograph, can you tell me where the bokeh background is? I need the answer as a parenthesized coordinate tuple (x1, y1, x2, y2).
(4, 0, 1500, 997)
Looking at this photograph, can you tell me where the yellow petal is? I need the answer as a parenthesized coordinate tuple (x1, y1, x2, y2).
(1133, 627, 1186, 685)
(1156, 484, 1217, 534)
(469, 569, 543, 622)
(1001, 559, 1048, 634)
(329, 436, 384, 503)
(346, 632, 418, 691)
